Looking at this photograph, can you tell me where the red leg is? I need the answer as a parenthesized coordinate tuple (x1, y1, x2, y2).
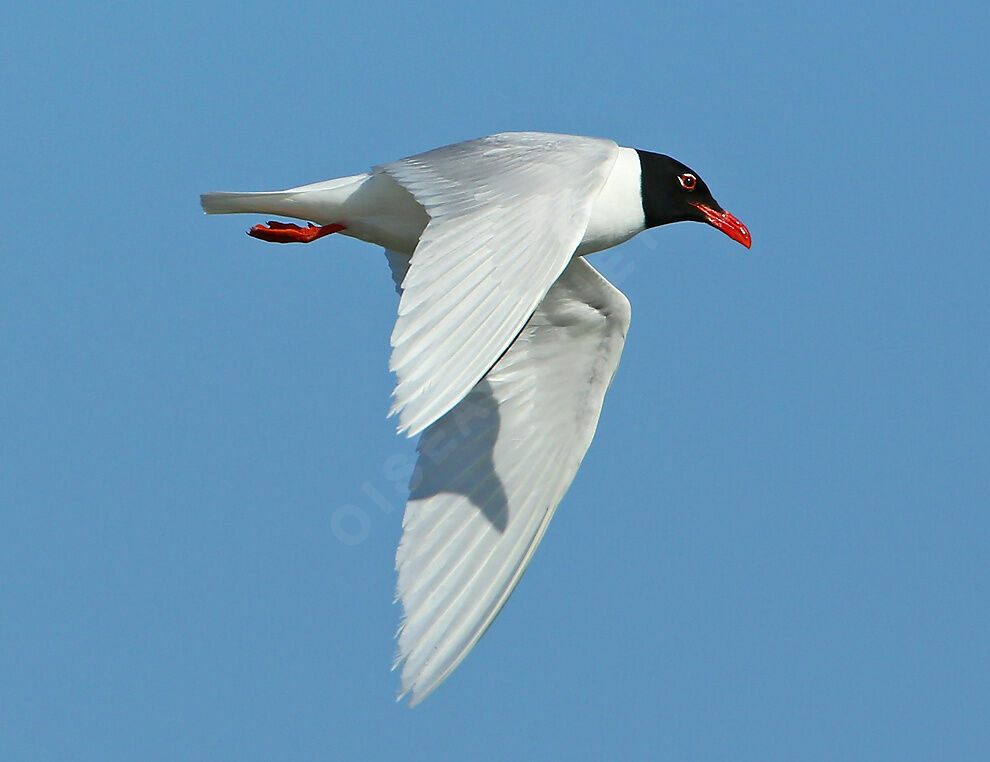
(248, 221, 346, 243)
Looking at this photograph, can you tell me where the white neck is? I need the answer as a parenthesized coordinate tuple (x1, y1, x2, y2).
(575, 147, 646, 256)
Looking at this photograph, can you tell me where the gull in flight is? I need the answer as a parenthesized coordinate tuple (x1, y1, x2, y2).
(201, 132, 750, 705)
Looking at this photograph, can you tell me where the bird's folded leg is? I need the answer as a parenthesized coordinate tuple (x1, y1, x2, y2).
(248, 221, 346, 243)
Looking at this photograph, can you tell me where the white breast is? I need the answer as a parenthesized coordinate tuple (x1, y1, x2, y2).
(575, 147, 645, 256)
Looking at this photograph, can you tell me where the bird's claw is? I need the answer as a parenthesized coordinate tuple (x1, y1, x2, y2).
(248, 221, 346, 243)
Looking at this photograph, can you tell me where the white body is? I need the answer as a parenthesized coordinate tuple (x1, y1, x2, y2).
(202, 146, 645, 257)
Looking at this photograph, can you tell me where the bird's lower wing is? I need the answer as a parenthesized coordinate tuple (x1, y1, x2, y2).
(386, 251, 632, 705)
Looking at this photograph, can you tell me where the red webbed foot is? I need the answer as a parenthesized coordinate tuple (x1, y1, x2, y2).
(248, 221, 346, 243)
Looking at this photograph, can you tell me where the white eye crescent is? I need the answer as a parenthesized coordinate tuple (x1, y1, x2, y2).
(678, 173, 697, 190)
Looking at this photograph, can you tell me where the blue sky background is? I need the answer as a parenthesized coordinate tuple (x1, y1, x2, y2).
(3, 1, 988, 759)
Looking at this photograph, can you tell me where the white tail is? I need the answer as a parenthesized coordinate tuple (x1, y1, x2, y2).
(200, 173, 371, 223)
(200, 191, 288, 215)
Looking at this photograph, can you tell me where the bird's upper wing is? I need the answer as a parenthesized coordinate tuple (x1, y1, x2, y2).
(378, 132, 619, 436)
(385, 251, 632, 705)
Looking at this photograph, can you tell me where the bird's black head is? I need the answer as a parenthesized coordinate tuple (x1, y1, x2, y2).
(636, 150, 751, 248)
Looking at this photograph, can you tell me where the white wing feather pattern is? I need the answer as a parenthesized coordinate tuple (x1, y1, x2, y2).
(379, 132, 619, 436)
(386, 251, 632, 705)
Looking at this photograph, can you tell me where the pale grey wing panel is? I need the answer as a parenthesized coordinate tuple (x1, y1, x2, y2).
(379, 132, 619, 436)
(386, 254, 632, 705)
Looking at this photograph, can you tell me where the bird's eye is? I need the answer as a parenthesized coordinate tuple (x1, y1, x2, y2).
(678, 173, 697, 191)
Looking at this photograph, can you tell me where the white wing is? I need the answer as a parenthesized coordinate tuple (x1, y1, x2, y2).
(379, 132, 619, 436)
(386, 251, 632, 705)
